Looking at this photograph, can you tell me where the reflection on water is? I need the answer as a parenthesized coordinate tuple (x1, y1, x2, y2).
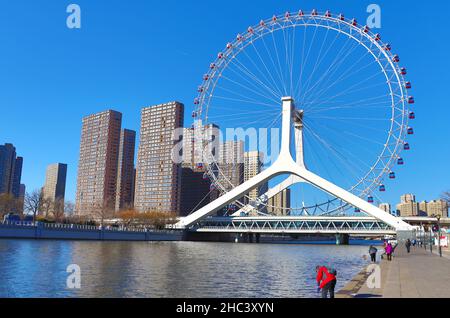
(0, 240, 371, 298)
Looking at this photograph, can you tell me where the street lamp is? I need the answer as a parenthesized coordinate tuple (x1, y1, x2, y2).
(432, 214, 442, 257)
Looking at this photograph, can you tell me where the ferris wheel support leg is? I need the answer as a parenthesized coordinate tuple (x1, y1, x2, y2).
(288, 164, 414, 231)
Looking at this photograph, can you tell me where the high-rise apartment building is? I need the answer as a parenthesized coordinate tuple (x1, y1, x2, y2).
(182, 120, 220, 168)
(115, 129, 136, 212)
(135, 102, 184, 214)
(75, 110, 122, 216)
(179, 167, 211, 216)
(267, 189, 291, 216)
(43, 163, 68, 203)
(18, 184, 26, 213)
(179, 121, 219, 216)
(419, 200, 448, 218)
(244, 151, 268, 201)
(0, 143, 23, 198)
(218, 141, 244, 192)
(396, 194, 420, 217)
(379, 203, 391, 214)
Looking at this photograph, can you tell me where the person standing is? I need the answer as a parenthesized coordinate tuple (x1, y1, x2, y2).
(316, 265, 337, 298)
(385, 242, 393, 261)
(369, 245, 378, 263)
(406, 239, 412, 253)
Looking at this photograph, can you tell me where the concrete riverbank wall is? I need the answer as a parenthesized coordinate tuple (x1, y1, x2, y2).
(0, 222, 184, 241)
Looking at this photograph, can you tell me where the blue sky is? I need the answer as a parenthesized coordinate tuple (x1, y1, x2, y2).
(0, 0, 449, 207)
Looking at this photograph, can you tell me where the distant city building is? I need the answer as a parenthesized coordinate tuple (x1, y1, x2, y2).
(179, 122, 218, 216)
(396, 194, 420, 217)
(179, 167, 211, 217)
(217, 141, 244, 191)
(134, 102, 184, 214)
(244, 151, 266, 201)
(115, 129, 136, 212)
(419, 201, 428, 216)
(379, 203, 391, 213)
(419, 200, 448, 218)
(0, 143, 23, 198)
(182, 120, 220, 168)
(43, 163, 68, 204)
(244, 151, 268, 215)
(11, 156, 23, 198)
(18, 184, 26, 213)
(401, 194, 415, 204)
(75, 110, 122, 216)
(267, 189, 291, 216)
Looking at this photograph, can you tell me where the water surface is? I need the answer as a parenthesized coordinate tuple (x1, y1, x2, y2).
(0, 239, 372, 298)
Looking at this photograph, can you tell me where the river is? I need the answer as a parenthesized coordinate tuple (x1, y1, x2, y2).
(0, 239, 375, 298)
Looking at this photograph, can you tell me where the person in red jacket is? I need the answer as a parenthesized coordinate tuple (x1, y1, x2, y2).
(316, 266, 337, 298)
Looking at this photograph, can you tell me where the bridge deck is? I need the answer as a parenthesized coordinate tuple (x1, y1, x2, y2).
(185, 216, 397, 235)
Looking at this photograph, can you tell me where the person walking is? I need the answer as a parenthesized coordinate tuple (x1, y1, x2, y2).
(385, 242, 393, 261)
(316, 265, 337, 299)
(406, 239, 412, 253)
(369, 245, 378, 263)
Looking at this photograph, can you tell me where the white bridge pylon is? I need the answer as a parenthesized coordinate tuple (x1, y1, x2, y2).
(176, 97, 413, 231)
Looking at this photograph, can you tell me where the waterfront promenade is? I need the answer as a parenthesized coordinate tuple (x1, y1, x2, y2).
(338, 244, 450, 298)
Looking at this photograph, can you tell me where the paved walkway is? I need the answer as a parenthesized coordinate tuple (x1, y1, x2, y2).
(338, 244, 450, 298)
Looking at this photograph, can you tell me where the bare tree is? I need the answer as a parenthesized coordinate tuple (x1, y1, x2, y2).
(52, 198, 65, 222)
(92, 198, 116, 226)
(442, 191, 450, 204)
(24, 189, 43, 222)
(0, 194, 21, 217)
(40, 197, 54, 219)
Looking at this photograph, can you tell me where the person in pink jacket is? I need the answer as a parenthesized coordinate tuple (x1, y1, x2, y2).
(385, 242, 393, 261)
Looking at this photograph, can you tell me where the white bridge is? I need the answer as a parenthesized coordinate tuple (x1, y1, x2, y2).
(182, 216, 396, 235)
(175, 97, 414, 236)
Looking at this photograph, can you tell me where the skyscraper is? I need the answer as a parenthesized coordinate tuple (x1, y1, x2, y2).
(419, 200, 448, 218)
(18, 184, 26, 213)
(379, 203, 391, 214)
(75, 110, 122, 216)
(43, 163, 68, 203)
(11, 157, 23, 198)
(0, 143, 23, 198)
(267, 189, 291, 216)
(218, 140, 244, 192)
(179, 121, 220, 216)
(135, 102, 184, 214)
(244, 151, 268, 200)
(396, 194, 419, 217)
(115, 129, 136, 212)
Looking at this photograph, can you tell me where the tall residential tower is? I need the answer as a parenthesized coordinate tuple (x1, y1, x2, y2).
(75, 110, 122, 216)
(43, 163, 68, 203)
(115, 129, 136, 212)
(134, 102, 184, 214)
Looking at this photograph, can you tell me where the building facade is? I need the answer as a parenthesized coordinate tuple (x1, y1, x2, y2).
(267, 189, 291, 216)
(396, 194, 420, 217)
(419, 200, 448, 218)
(244, 151, 268, 201)
(115, 129, 136, 212)
(379, 203, 391, 214)
(134, 102, 184, 214)
(43, 163, 68, 203)
(217, 141, 244, 192)
(75, 110, 122, 216)
(0, 143, 23, 198)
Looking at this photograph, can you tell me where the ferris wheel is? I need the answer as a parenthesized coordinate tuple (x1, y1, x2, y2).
(190, 9, 415, 217)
